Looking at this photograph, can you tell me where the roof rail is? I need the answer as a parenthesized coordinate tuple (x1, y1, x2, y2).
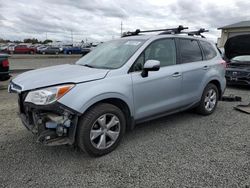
(122, 25, 188, 37)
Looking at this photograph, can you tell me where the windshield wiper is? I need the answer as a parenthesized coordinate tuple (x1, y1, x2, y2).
(82, 64, 94, 68)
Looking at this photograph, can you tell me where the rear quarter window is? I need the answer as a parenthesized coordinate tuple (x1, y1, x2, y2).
(200, 41, 217, 60)
(179, 39, 203, 63)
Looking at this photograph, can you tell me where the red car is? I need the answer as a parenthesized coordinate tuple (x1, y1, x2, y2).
(12, 45, 37, 54)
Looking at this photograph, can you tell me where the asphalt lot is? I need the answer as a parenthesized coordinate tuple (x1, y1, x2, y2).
(9, 54, 81, 70)
(0, 57, 250, 187)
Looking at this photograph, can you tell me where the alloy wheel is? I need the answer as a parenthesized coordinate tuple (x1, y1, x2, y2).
(90, 113, 120, 150)
(204, 88, 217, 112)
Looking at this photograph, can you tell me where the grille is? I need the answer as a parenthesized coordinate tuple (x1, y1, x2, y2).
(226, 71, 250, 77)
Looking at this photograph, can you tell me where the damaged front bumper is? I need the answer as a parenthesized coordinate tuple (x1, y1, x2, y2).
(18, 92, 80, 146)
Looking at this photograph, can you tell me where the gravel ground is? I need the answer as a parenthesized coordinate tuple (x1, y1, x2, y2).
(0, 58, 250, 187)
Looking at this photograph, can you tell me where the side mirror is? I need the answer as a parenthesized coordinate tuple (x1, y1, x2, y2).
(141, 60, 160, 77)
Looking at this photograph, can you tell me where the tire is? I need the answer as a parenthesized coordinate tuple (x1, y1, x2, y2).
(77, 103, 126, 156)
(42, 52, 46, 55)
(55, 51, 59, 55)
(196, 83, 219, 115)
(68, 51, 72, 55)
(30, 50, 34, 54)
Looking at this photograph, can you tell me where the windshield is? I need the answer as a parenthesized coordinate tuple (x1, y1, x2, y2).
(76, 39, 145, 69)
(231, 55, 250, 62)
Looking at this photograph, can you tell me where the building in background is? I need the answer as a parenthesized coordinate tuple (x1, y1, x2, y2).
(217, 20, 250, 48)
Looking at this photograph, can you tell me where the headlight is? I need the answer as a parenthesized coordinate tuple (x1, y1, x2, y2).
(25, 84, 74, 105)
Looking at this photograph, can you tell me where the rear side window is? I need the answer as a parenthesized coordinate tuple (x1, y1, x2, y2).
(179, 39, 202, 63)
(200, 41, 217, 60)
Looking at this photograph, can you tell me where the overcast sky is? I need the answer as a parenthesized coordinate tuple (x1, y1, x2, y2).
(0, 0, 250, 42)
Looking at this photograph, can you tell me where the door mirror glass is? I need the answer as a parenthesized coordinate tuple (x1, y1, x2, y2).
(141, 60, 160, 77)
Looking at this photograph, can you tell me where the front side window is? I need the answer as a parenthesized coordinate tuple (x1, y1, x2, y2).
(179, 39, 203, 63)
(132, 38, 176, 71)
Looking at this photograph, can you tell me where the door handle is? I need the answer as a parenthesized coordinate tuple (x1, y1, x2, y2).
(172, 72, 182, 77)
(203, 65, 209, 70)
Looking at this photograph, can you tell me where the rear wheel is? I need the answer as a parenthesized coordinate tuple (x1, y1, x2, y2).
(196, 83, 219, 115)
(77, 103, 126, 156)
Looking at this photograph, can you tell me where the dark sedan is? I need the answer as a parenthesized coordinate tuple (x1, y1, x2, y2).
(225, 35, 250, 86)
(0, 54, 11, 81)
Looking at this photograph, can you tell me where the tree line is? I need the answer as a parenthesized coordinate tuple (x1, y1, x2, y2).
(0, 38, 53, 44)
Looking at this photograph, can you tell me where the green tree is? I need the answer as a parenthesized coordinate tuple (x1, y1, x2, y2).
(23, 38, 39, 44)
(43, 39, 53, 44)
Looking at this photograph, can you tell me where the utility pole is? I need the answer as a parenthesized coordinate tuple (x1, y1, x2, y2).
(120, 21, 123, 37)
(71, 30, 73, 44)
(46, 32, 47, 40)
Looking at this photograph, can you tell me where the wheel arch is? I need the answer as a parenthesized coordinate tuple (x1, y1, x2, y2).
(208, 79, 222, 99)
(79, 97, 134, 132)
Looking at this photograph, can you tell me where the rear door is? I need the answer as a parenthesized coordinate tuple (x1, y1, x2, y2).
(130, 38, 183, 120)
(177, 38, 205, 104)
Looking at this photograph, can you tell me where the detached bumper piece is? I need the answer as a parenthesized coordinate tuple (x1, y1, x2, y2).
(234, 103, 250, 114)
(18, 93, 79, 146)
(221, 95, 242, 102)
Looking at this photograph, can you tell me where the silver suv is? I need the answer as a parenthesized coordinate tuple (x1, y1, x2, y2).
(9, 27, 226, 156)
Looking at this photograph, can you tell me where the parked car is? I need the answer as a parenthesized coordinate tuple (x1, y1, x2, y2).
(9, 27, 226, 156)
(63, 46, 82, 54)
(36, 45, 48, 53)
(13, 45, 37, 54)
(82, 46, 95, 56)
(40, 47, 60, 55)
(0, 54, 10, 81)
(224, 34, 250, 86)
(0, 45, 8, 52)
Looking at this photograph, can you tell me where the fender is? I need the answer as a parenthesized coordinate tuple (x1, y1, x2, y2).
(78, 92, 134, 116)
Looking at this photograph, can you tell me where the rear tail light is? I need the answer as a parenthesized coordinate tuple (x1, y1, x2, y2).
(2, 59, 9, 67)
(220, 60, 227, 69)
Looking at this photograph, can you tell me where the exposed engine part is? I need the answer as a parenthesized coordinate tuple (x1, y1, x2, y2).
(46, 121, 57, 129)
(44, 113, 72, 137)
(37, 130, 57, 143)
(56, 124, 66, 136)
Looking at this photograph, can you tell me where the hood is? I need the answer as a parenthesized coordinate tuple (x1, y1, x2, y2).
(12, 64, 109, 91)
(224, 34, 250, 60)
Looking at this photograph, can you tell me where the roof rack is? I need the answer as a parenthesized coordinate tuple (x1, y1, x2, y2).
(122, 26, 209, 38)
(122, 25, 188, 37)
(185, 28, 209, 38)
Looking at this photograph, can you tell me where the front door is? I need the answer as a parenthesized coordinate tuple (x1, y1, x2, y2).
(130, 38, 183, 120)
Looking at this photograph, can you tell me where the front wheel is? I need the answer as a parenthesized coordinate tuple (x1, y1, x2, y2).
(196, 83, 219, 115)
(77, 103, 126, 156)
